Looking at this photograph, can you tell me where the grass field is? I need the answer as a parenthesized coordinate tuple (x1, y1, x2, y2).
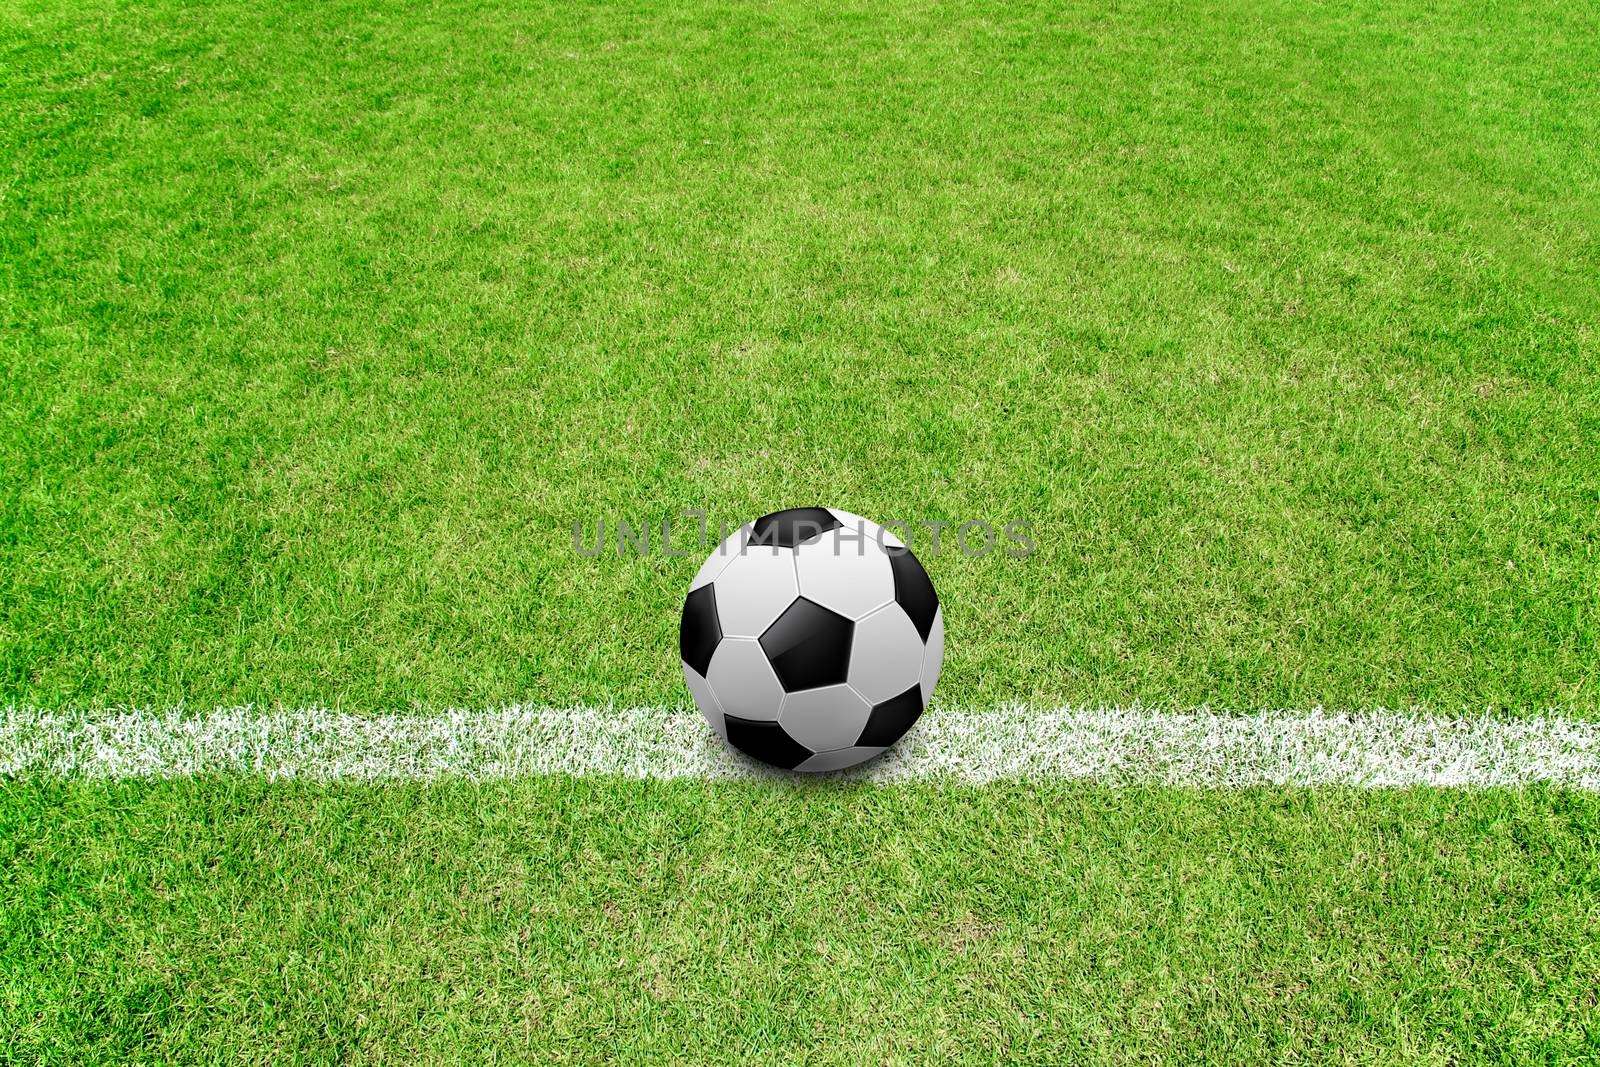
(4, 0, 1596, 712)
(3, 0, 1599, 1060)
(5, 780, 1599, 1064)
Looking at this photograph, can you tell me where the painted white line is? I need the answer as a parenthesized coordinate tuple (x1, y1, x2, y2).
(4, 705, 1598, 786)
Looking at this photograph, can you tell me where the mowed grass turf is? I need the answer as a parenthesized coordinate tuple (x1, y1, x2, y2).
(2, 0, 1597, 713)
(3, 1, 1599, 1061)
(1, 779, 1597, 1064)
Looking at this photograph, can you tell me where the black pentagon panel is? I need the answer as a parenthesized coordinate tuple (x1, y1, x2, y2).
(749, 507, 841, 549)
(759, 597, 854, 692)
(679, 584, 721, 677)
(857, 684, 925, 747)
(724, 715, 813, 770)
(888, 548, 939, 641)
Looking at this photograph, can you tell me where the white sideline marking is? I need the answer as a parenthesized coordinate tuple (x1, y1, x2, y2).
(3, 706, 1598, 787)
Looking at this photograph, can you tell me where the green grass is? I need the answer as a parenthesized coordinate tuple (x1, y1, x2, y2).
(3, 2, 1599, 1059)
(2, 0, 1597, 713)
(2, 779, 1597, 1064)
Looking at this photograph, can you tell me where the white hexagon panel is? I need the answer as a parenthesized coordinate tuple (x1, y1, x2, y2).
(778, 683, 873, 753)
(704, 638, 785, 722)
(846, 604, 925, 705)
(793, 526, 896, 620)
(712, 547, 799, 638)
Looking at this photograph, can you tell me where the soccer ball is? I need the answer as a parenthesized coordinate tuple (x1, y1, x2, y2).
(680, 507, 943, 772)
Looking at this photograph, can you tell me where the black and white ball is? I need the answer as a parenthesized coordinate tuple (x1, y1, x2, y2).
(680, 507, 943, 772)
